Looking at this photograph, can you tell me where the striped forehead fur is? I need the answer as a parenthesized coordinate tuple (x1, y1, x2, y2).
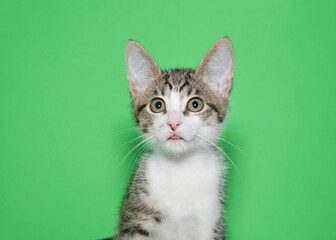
(131, 69, 230, 133)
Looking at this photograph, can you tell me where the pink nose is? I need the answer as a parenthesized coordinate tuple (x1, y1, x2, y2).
(168, 122, 181, 131)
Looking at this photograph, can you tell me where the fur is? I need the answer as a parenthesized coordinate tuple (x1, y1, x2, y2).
(113, 38, 235, 240)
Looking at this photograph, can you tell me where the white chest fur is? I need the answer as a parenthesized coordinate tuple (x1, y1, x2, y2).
(145, 150, 226, 240)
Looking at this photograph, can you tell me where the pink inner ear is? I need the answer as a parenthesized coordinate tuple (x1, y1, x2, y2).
(195, 39, 234, 96)
(126, 41, 161, 96)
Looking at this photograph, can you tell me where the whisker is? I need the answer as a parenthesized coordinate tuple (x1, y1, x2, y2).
(109, 135, 144, 165)
(194, 136, 212, 153)
(197, 128, 243, 153)
(114, 136, 155, 174)
(127, 140, 149, 170)
(110, 126, 140, 137)
(111, 132, 153, 160)
(197, 135, 243, 179)
(129, 139, 154, 171)
(217, 137, 243, 152)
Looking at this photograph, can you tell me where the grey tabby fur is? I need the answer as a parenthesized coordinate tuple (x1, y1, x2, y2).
(109, 38, 234, 240)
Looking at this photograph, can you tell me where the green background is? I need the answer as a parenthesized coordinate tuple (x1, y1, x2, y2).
(1, 0, 336, 239)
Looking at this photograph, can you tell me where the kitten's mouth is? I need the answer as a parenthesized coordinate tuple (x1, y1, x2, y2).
(168, 134, 183, 140)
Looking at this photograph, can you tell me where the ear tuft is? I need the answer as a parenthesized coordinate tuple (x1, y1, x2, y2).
(195, 38, 235, 97)
(125, 41, 161, 96)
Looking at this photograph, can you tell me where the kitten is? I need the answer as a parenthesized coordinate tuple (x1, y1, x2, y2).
(113, 38, 234, 240)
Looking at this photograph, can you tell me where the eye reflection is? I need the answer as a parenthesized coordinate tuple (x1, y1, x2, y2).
(187, 98, 204, 112)
(150, 98, 166, 113)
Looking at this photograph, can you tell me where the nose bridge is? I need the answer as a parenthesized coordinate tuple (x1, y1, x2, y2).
(168, 110, 182, 123)
(167, 90, 183, 123)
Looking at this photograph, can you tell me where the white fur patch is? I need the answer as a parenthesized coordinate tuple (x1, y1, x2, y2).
(146, 150, 226, 240)
(148, 89, 220, 154)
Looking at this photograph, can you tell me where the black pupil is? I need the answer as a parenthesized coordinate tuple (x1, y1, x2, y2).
(155, 101, 162, 109)
(192, 101, 198, 109)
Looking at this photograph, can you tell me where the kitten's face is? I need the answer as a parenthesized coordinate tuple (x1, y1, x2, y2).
(126, 39, 234, 155)
(133, 70, 228, 154)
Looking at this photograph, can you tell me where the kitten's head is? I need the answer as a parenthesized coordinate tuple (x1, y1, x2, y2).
(125, 39, 234, 155)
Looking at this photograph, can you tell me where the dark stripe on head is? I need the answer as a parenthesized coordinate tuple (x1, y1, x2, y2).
(187, 87, 192, 96)
(179, 80, 189, 92)
(136, 228, 150, 236)
(165, 79, 173, 90)
(162, 73, 173, 90)
(160, 87, 165, 95)
(120, 226, 149, 236)
(207, 103, 219, 113)
(185, 71, 192, 79)
(207, 103, 224, 122)
(138, 104, 147, 113)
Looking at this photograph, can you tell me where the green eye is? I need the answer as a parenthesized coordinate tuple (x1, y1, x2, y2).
(150, 98, 166, 113)
(187, 98, 204, 112)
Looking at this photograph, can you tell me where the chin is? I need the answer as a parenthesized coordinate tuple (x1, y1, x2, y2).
(160, 138, 197, 155)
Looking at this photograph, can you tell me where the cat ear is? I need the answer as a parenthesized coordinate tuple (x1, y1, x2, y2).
(195, 38, 235, 97)
(125, 41, 161, 96)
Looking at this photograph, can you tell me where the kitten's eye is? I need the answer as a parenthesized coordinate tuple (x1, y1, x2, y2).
(187, 98, 204, 112)
(150, 98, 166, 113)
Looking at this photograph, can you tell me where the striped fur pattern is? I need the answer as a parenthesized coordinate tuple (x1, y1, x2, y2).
(132, 69, 229, 134)
(113, 38, 234, 240)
